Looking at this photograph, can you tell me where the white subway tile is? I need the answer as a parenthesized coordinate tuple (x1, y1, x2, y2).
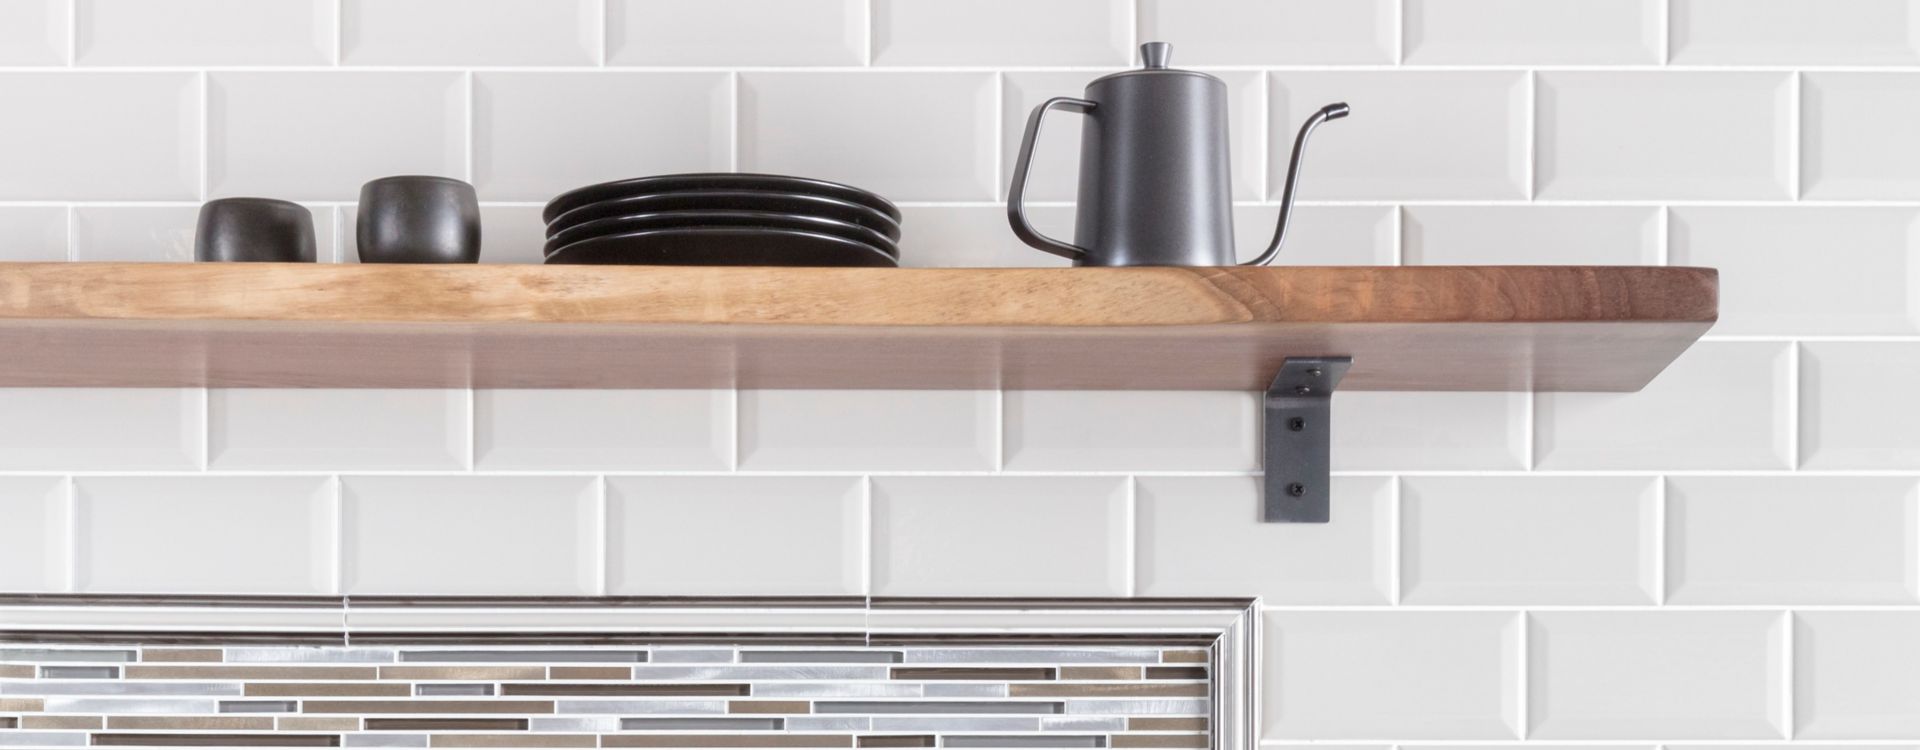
(1670, 207, 1920, 335)
(1271, 72, 1529, 200)
(1801, 343, 1920, 469)
(1333, 392, 1527, 470)
(76, 0, 330, 65)
(69, 206, 195, 262)
(73, 477, 336, 595)
(871, 476, 1127, 597)
(1671, 0, 1920, 64)
(0, 0, 68, 64)
(1263, 611, 1521, 739)
(0, 388, 203, 471)
(1140, 0, 1395, 64)
(208, 389, 467, 471)
(1247, 205, 1397, 265)
(739, 390, 995, 471)
(208, 72, 466, 201)
(739, 72, 998, 202)
(475, 204, 547, 264)
(1795, 612, 1920, 738)
(1529, 612, 1786, 739)
(473, 72, 732, 203)
(0, 477, 69, 593)
(0, 72, 199, 201)
(0, 206, 69, 261)
(1403, 206, 1661, 266)
(607, 476, 864, 596)
(1004, 391, 1257, 472)
(875, 0, 1129, 65)
(1003, 70, 1263, 202)
(342, 0, 596, 65)
(1404, 0, 1661, 64)
(1535, 342, 1792, 470)
(1668, 477, 1920, 605)
(1135, 476, 1392, 604)
(1537, 72, 1794, 199)
(1402, 477, 1657, 605)
(1803, 73, 1920, 199)
(608, 0, 862, 66)
(896, 205, 1073, 268)
(342, 476, 599, 595)
(475, 389, 730, 471)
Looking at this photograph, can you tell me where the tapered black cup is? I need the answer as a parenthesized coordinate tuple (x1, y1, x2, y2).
(357, 175, 482, 263)
(194, 198, 317, 262)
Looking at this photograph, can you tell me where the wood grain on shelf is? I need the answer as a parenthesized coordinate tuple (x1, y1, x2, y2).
(0, 263, 1717, 390)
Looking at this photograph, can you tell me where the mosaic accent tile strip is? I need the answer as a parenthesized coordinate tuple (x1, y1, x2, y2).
(0, 645, 1210, 748)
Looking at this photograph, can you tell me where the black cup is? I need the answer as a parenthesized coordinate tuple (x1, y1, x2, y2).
(357, 175, 482, 263)
(194, 198, 317, 262)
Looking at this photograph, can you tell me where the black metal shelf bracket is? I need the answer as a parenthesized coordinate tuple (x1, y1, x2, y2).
(1263, 356, 1352, 523)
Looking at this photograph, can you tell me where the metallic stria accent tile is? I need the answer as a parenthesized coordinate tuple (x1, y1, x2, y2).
(750, 683, 923, 698)
(23, 716, 104, 730)
(730, 700, 811, 714)
(1, 680, 241, 696)
(1060, 668, 1140, 681)
(891, 668, 1055, 681)
(429, 736, 596, 748)
(1110, 736, 1206, 748)
(228, 648, 394, 664)
(0, 665, 29, 678)
(742, 651, 902, 664)
(923, 685, 1008, 698)
(416, 683, 495, 696)
(529, 718, 620, 732)
(550, 666, 630, 680)
(0, 718, 12, 729)
(603, 738, 854, 748)
(1142, 668, 1205, 680)
(42, 698, 218, 714)
(622, 718, 785, 730)
(92, 735, 337, 747)
(364, 719, 528, 731)
(379, 666, 544, 680)
(248, 683, 412, 697)
(945, 737, 1107, 748)
(0, 698, 43, 711)
(629, 667, 886, 680)
(1010, 684, 1208, 698)
(818, 702, 1065, 715)
(143, 649, 224, 662)
(903, 650, 1160, 665)
(304, 700, 554, 714)
(870, 717, 1040, 732)
(1063, 700, 1208, 715)
(0, 732, 87, 747)
(279, 717, 359, 731)
(503, 683, 749, 696)
(855, 737, 933, 748)
(1127, 717, 1207, 731)
(554, 700, 727, 714)
(344, 735, 429, 748)
(40, 665, 117, 679)
(1159, 651, 1207, 664)
(126, 666, 378, 680)
(0, 648, 136, 662)
(399, 650, 647, 663)
(221, 699, 299, 713)
(108, 716, 274, 730)
(1044, 717, 1126, 731)
(787, 717, 872, 731)
(650, 649, 733, 664)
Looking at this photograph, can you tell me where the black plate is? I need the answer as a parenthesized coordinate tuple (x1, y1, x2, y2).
(543, 173, 900, 225)
(547, 190, 902, 242)
(546, 210, 898, 258)
(545, 226, 898, 267)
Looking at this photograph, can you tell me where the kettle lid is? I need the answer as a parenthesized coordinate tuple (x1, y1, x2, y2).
(1091, 42, 1219, 85)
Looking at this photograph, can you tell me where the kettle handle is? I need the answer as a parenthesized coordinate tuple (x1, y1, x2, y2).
(1008, 97, 1096, 261)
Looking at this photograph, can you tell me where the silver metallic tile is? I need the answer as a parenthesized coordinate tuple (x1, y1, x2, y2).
(220, 700, 297, 713)
(784, 717, 871, 731)
(415, 684, 493, 696)
(43, 698, 220, 714)
(343, 735, 430, 748)
(749, 682, 923, 698)
(870, 717, 1039, 732)
(740, 651, 902, 664)
(1062, 699, 1208, 715)
(817, 701, 1063, 715)
(39, 666, 117, 679)
(1040, 717, 1124, 732)
(648, 648, 734, 664)
(946, 736, 1107, 747)
(400, 650, 646, 663)
(226, 647, 395, 664)
(0, 649, 136, 663)
(3, 682, 241, 696)
(620, 718, 783, 730)
(902, 650, 1160, 665)
(0, 732, 88, 747)
(923, 684, 1008, 698)
(629, 666, 885, 680)
(553, 700, 728, 714)
(529, 718, 621, 732)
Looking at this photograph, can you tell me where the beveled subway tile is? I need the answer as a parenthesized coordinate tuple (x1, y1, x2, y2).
(607, 476, 864, 596)
(872, 477, 1129, 597)
(740, 390, 996, 471)
(0, 476, 69, 593)
(1135, 476, 1392, 603)
(209, 389, 468, 471)
(476, 389, 731, 471)
(0, 388, 203, 471)
(73, 476, 336, 595)
(342, 476, 599, 596)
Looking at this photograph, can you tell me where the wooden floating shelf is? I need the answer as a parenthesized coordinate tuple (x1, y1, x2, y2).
(0, 263, 1717, 390)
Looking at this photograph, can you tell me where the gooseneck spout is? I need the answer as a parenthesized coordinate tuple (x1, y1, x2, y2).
(1244, 102, 1350, 266)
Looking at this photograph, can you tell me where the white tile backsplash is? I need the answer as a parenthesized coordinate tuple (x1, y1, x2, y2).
(871, 476, 1128, 597)
(1263, 611, 1521, 739)
(208, 71, 467, 201)
(1332, 391, 1528, 470)
(69, 206, 196, 262)
(1527, 612, 1787, 739)
(1537, 72, 1794, 199)
(475, 389, 731, 471)
(1535, 343, 1793, 470)
(607, 0, 864, 66)
(0, 206, 70, 261)
(208, 389, 468, 471)
(1401, 477, 1659, 605)
(342, 476, 600, 595)
(0, 0, 68, 65)
(0, 388, 203, 471)
(0, 72, 199, 200)
(739, 72, 998, 201)
(874, 0, 1130, 66)
(1404, 0, 1661, 64)
(473, 72, 732, 202)
(1136, 476, 1392, 603)
(73, 476, 337, 594)
(1671, 0, 1920, 65)
(1139, 0, 1396, 64)
(1667, 477, 1920, 605)
(1794, 612, 1920, 738)
(1403, 206, 1662, 266)
(342, 0, 598, 65)
(1670, 207, 1920, 335)
(1802, 73, 1920, 199)
(1003, 390, 1258, 471)
(1271, 71, 1530, 200)
(76, 0, 331, 65)
(606, 476, 864, 596)
(1800, 343, 1920, 469)
(739, 389, 996, 471)
(0, 477, 69, 593)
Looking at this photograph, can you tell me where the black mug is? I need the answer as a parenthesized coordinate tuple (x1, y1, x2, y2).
(194, 198, 317, 262)
(357, 175, 482, 263)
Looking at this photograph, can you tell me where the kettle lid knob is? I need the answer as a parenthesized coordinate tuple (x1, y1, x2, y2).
(1141, 42, 1172, 69)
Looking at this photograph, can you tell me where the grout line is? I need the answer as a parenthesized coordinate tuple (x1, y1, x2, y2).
(19, 468, 1920, 479)
(1654, 476, 1668, 605)
(1787, 342, 1803, 470)
(3, 63, 1918, 73)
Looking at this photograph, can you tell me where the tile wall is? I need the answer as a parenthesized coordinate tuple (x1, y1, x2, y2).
(0, 0, 1918, 746)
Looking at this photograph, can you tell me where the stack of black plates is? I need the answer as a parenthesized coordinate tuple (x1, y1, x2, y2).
(542, 174, 901, 267)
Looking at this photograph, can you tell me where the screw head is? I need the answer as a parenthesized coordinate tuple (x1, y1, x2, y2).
(1295, 385, 1313, 395)
(1307, 368, 1323, 377)
(1287, 416, 1306, 431)
(1286, 483, 1306, 497)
